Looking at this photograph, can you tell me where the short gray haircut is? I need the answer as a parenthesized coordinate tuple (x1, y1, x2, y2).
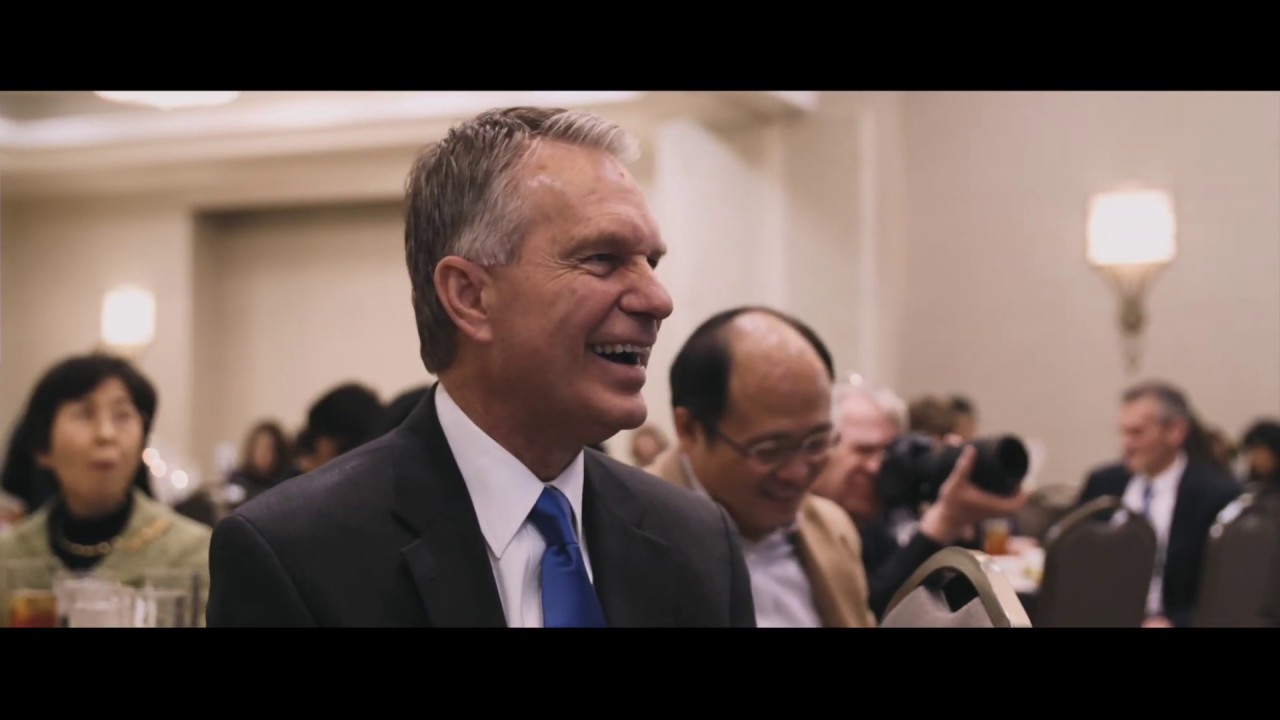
(1122, 380, 1192, 426)
(404, 106, 639, 373)
(831, 378, 908, 432)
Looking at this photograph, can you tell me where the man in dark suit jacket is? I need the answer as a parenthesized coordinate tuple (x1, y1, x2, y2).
(1075, 382, 1241, 628)
(206, 106, 755, 627)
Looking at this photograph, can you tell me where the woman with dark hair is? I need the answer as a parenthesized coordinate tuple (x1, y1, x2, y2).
(3, 409, 154, 516)
(1242, 419, 1280, 490)
(1, 415, 46, 519)
(227, 420, 292, 506)
(0, 353, 212, 626)
(281, 384, 384, 479)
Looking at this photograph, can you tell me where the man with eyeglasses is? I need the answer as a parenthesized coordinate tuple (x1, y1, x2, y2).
(646, 307, 887, 627)
(648, 306, 1025, 627)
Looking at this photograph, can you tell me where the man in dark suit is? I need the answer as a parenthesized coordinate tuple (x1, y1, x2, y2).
(1076, 381, 1240, 628)
(205, 106, 755, 627)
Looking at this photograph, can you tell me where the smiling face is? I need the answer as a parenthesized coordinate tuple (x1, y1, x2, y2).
(677, 313, 835, 541)
(479, 140, 673, 445)
(1119, 395, 1187, 477)
(811, 393, 899, 522)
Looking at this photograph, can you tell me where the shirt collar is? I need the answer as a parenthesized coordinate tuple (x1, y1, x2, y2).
(1137, 451, 1188, 488)
(434, 382, 586, 558)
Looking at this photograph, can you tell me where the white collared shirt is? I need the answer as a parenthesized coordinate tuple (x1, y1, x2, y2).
(681, 454, 822, 628)
(435, 383, 592, 628)
(1116, 451, 1186, 616)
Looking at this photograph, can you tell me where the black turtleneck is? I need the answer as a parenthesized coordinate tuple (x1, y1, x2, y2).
(47, 492, 135, 570)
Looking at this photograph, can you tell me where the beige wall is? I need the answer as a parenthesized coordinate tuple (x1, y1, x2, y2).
(628, 119, 789, 459)
(898, 91, 1280, 490)
(1, 197, 196, 465)
(4, 92, 1275, 489)
(780, 92, 909, 388)
(1, 147, 423, 484)
(192, 202, 431, 476)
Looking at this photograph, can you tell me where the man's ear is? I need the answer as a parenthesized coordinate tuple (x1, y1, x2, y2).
(434, 256, 495, 344)
(673, 407, 707, 455)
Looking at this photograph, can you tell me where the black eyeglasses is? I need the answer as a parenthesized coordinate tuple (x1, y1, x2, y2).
(715, 427, 838, 468)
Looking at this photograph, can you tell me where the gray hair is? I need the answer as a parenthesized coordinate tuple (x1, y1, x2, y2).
(404, 106, 639, 373)
(1122, 380, 1192, 426)
(831, 378, 908, 432)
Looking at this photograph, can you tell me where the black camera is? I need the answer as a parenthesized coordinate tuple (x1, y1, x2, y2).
(875, 433, 1030, 512)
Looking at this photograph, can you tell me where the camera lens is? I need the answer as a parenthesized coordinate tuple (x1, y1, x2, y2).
(971, 435, 1030, 496)
(995, 437, 1030, 482)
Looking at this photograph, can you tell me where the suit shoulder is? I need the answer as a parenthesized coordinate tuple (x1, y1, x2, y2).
(1193, 463, 1243, 504)
(1086, 461, 1129, 485)
(800, 494, 862, 554)
(587, 450, 724, 525)
(804, 493, 857, 534)
(230, 432, 399, 534)
(1080, 461, 1129, 499)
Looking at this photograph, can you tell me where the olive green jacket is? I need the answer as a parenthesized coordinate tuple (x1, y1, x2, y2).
(0, 490, 212, 627)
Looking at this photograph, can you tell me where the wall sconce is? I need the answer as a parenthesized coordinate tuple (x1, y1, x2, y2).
(1086, 188, 1177, 374)
(101, 285, 156, 357)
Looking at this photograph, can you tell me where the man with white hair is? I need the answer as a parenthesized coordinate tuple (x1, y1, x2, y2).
(811, 379, 1027, 618)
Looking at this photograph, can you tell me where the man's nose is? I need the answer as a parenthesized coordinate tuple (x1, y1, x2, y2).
(94, 414, 118, 443)
(866, 455, 884, 477)
(621, 263, 674, 321)
(774, 453, 815, 486)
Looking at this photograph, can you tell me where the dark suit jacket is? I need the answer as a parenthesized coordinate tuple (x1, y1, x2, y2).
(1076, 458, 1241, 627)
(206, 386, 756, 627)
(847, 514, 950, 620)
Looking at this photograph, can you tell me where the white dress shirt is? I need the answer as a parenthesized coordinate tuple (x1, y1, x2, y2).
(435, 383, 592, 628)
(681, 455, 822, 628)
(737, 526, 824, 628)
(1115, 452, 1186, 617)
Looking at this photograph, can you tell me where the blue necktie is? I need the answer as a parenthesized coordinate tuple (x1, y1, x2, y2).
(528, 486, 607, 628)
(1141, 482, 1154, 518)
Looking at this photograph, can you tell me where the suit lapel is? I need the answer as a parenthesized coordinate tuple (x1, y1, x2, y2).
(1102, 471, 1131, 497)
(1165, 462, 1203, 581)
(391, 384, 506, 627)
(582, 453, 677, 626)
(1097, 468, 1132, 520)
(795, 504, 850, 628)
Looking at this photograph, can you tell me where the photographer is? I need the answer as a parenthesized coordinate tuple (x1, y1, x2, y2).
(811, 381, 1030, 619)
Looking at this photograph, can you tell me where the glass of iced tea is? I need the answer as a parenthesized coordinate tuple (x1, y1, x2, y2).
(5, 559, 59, 628)
(983, 518, 1011, 556)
